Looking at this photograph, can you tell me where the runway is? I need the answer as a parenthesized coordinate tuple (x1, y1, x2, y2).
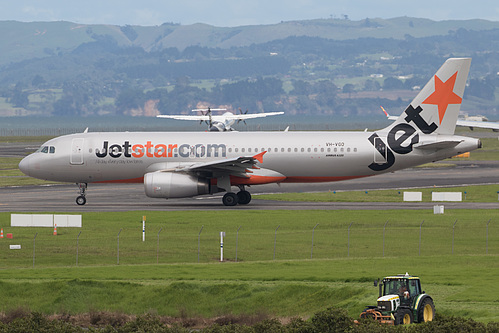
(1, 160, 499, 212)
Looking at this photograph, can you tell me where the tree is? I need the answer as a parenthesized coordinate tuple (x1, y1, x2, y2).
(10, 82, 29, 108)
(31, 75, 46, 88)
(383, 77, 404, 90)
(291, 80, 311, 95)
(342, 83, 355, 97)
(467, 79, 495, 101)
(364, 79, 381, 91)
(115, 88, 146, 115)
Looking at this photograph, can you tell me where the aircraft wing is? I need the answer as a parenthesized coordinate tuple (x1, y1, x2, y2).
(382, 106, 499, 131)
(222, 112, 284, 120)
(178, 151, 266, 178)
(157, 111, 283, 122)
(156, 115, 210, 121)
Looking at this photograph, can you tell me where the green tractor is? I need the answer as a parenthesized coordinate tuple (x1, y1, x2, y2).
(359, 273, 435, 325)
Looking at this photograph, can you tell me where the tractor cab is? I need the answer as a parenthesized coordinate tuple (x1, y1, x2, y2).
(360, 272, 435, 325)
(380, 274, 422, 307)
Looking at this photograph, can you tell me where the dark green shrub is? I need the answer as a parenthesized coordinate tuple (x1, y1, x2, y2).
(252, 318, 285, 333)
(202, 323, 254, 333)
(310, 307, 353, 333)
(284, 317, 315, 333)
(3, 312, 83, 333)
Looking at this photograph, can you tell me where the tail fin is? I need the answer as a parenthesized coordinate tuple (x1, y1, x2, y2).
(386, 58, 471, 135)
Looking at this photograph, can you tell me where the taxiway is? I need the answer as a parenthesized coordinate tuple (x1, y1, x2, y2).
(1, 160, 498, 212)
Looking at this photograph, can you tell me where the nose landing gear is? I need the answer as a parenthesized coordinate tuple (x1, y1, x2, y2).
(76, 183, 87, 205)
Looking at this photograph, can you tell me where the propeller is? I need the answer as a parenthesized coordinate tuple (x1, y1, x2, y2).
(207, 107, 213, 128)
(191, 107, 226, 130)
(237, 108, 249, 125)
(192, 107, 214, 127)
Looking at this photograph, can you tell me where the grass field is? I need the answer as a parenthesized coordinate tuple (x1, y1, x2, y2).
(0, 210, 498, 322)
(255, 184, 499, 202)
(1, 135, 499, 323)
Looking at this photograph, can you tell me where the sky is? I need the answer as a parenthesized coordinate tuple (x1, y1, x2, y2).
(1, 0, 498, 27)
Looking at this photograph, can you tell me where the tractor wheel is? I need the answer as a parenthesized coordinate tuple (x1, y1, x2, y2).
(395, 309, 413, 325)
(417, 297, 435, 323)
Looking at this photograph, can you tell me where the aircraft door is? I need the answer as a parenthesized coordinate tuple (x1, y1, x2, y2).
(70, 138, 84, 165)
(373, 137, 387, 164)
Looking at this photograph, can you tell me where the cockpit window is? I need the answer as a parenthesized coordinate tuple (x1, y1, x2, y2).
(36, 146, 55, 154)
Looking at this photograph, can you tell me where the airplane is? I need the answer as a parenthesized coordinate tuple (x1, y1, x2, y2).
(157, 108, 284, 132)
(19, 58, 481, 206)
(381, 106, 499, 132)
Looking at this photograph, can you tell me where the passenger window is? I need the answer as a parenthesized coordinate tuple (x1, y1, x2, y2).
(321, 148, 324, 152)
(294, 148, 298, 152)
(274, 148, 278, 152)
(347, 148, 351, 152)
(49, 146, 55, 154)
(301, 148, 304, 152)
(307, 148, 311, 152)
(242, 148, 245, 153)
(235, 148, 239, 153)
(281, 148, 285, 152)
(354, 148, 357, 152)
(248, 148, 252, 153)
(288, 148, 291, 152)
(228, 148, 232, 153)
(314, 148, 317, 152)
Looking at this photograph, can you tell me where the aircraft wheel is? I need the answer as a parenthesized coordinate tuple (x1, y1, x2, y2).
(76, 196, 86, 206)
(237, 190, 251, 205)
(222, 192, 238, 206)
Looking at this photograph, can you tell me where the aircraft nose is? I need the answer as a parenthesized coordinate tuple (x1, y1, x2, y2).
(18, 156, 31, 176)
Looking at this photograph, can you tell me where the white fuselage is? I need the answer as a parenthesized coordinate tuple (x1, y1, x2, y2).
(19, 130, 480, 185)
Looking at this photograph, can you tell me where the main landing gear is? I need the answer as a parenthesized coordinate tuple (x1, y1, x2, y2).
(222, 186, 252, 206)
(76, 183, 87, 205)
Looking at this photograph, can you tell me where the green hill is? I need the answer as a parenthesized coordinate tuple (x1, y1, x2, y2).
(1, 17, 499, 66)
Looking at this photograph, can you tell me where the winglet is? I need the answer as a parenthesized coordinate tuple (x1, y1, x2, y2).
(380, 106, 389, 117)
(253, 151, 267, 163)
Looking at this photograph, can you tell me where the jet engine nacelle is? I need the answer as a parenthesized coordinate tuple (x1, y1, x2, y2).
(144, 172, 211, 198)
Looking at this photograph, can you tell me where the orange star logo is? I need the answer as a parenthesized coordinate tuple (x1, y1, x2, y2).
(422, 72, 462, 124)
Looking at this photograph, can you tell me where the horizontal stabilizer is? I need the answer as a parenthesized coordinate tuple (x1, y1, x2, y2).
(414, 140, 462, 150)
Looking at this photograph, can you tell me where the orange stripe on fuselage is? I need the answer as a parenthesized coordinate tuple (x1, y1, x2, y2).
(281, 175, 371, 183)
(95, 177, 144, 184)
(230, 175, 287, 185)
(93, 175, 371, 185)
(229, 174, 371, 185)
